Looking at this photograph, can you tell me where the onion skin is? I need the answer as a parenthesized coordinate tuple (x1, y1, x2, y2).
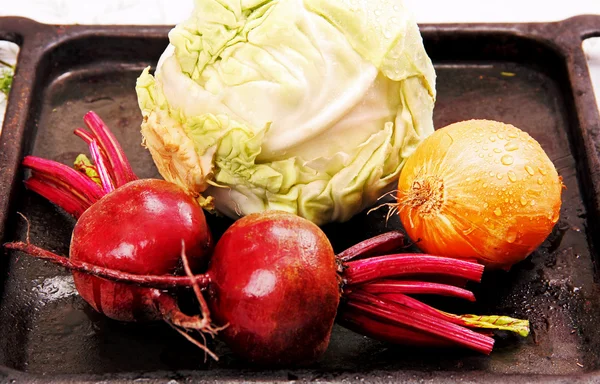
(396, 120, 563, 269)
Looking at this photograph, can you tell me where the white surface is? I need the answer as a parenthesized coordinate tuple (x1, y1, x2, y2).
(1, 0, 600, 128)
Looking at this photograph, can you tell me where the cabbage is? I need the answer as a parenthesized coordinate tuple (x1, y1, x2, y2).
(136, 0, 436, 225)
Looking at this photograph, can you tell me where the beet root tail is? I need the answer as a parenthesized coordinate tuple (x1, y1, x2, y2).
(3, 242, 211, 289)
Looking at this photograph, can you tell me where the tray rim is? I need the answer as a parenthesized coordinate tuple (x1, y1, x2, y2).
(1, 14, 600, 383)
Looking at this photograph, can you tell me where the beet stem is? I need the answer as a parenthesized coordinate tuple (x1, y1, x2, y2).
(23, 156, 104, 205)
(356, 289, 530, 337)
(25, 178, 90, 218)
(343, 254, 484, 285)
(3, 242, 211, 289)
(345, 291, 494, 354)
(337, 231, 406, 262)
(180, 242, 222, 335)
(89, 140, 115, 194)
(339, 307, 453, 347)
(75, 128, 116, 183)
(359, 280, 476, 302)
(83, 111, 137, 186)
(73, 128, 95, 144)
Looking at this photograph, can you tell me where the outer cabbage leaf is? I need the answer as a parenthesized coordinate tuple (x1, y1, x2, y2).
(136, 0, 436, 225)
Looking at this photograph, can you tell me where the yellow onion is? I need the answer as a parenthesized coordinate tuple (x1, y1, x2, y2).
(396, 120, 563, 269)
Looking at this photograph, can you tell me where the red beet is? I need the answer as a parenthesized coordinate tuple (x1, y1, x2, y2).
(206, 211, 340, 364)
(6, 112, 219, 358)
(71, 178, 212, 322)
(5, 112, 530, 365)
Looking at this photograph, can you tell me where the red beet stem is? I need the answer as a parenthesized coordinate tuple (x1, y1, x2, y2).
(339, 308, 453, 347)
(75, 128, 116, 183)
(343, 254, 484, 285)
(3, 242, 211, 289)
(24, 178, 90, 218)
(73, 128, 95, 144)
(345, 291, 494, 354)
(363, 290, 530, 337)
(89, 140, 115, 194)
(337, 231, 406, 262)
(83, 111, 137, 186)
(359, 280, 476, 302)
(23, 156, 104, 205)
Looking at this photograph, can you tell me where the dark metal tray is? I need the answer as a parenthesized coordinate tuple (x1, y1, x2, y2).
(1, 15, 600, 383)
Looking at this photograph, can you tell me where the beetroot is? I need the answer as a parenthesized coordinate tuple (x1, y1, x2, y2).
(71, 178, 211, 322)
(206, 211, 340, 364)
(5, 112, 530, 365)
(7, 111, 218, 357)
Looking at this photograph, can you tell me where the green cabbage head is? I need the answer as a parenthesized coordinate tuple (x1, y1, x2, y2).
(136, 0, 436, 225)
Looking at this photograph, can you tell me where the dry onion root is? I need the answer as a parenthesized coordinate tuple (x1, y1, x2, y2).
(395, 120, 563, 269)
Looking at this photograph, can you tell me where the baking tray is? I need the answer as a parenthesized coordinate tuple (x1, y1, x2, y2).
(1, 15, 600, 383)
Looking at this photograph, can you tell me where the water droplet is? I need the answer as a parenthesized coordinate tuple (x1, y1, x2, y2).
(479, 153, 485, 158)
(498, 133, 505, 140)
(483, 202, 489, 208)
(504, 142, 519, 151)
(489, 136, 497, 142)
(508, 131, 518, 138)
(506, 231, 517, 243)
(525, 165, 535, 175)
(501, 155, 514, 165)
(493, 148, 502, 153)
(538, 167, 547, 175)
(494, 207, 502, 216)
(504, 198, 509, 203)
(530, 200, 536, 206)
(475, 138, 481, 143)
(496, 173, 504, 180)
(484, 218, 490, 223)
(483, 183, 488, 188)
(508, 171, 517, 182)
(482, 145, 489, 151)
(489, 171, 495, 177)
(509, 198, 514, 204)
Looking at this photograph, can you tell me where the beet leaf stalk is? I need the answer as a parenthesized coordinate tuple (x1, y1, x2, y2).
(23, 111, 138, 219)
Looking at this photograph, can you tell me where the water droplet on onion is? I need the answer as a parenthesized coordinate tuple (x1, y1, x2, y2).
(525, 165, 535, 175)
(501, 155, 514, 165)
(520, 196, 528, 206)
(504, 142, 519, 151)
(506, 231, 517, 243)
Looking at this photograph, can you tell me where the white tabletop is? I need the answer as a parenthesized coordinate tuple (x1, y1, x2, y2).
(1, 0, 600, 128)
